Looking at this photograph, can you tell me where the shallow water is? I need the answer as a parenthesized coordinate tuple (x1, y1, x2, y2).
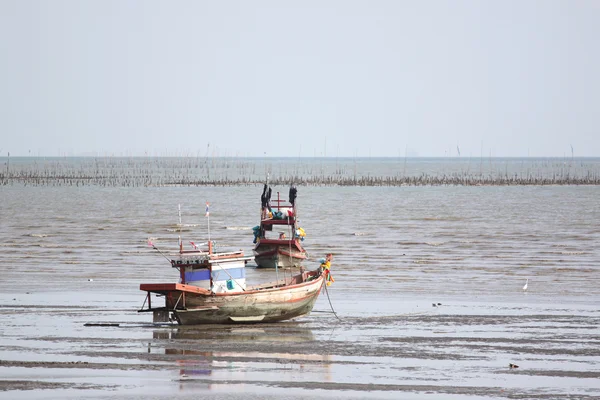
(1, 183, 599, 399)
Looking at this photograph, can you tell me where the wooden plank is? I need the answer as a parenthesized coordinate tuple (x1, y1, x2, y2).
(139, 283, 211, 295)
(229, 315, 265, 322)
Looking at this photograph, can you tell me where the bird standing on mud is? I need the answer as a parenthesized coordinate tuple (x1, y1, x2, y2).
(523, 279, 528, 291)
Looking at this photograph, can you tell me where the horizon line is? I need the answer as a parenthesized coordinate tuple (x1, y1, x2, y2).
(1, 155, 597, 159)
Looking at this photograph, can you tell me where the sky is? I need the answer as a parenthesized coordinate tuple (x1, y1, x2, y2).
(0, 1, 599, 158)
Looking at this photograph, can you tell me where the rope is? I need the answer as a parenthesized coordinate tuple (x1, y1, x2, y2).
(323, 279, 341, 321)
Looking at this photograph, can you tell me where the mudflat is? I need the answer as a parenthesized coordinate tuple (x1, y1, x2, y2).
(2, 289, 600, 399)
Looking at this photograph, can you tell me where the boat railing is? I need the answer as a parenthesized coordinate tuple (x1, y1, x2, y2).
(269, 191, 295, 212)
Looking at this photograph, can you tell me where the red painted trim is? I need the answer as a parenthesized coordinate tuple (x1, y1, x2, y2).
(256, 239, 305, 251)
(254, 247, 307, 260)
(258, 238, 293, 245)
(260, 219, 296, 225)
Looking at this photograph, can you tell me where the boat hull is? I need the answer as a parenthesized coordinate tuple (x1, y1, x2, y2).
(141, 272, 324, 325)
(253, 243, 307, 269)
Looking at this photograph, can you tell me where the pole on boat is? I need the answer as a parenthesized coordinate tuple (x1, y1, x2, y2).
(205, 202, 210, 246)
(147, 239, 172, 263)
(178, 204, 183, 253)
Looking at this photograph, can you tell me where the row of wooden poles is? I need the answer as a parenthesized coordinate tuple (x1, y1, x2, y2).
(2, 172, 600, 186)
(2, 157, 599, 186)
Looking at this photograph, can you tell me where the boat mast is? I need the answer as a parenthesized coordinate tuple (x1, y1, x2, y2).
(267, 175, 280, 284)
(206, 201, 213, 290)
(178, 204, 183, 253)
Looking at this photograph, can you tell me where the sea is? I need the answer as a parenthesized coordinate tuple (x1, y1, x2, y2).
(0, 157, 599, 399)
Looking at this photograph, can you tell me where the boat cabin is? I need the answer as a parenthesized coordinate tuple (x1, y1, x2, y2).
(171, 244, 251, 293)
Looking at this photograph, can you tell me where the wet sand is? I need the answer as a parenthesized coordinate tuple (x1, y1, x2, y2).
(1, 289, 599, 400)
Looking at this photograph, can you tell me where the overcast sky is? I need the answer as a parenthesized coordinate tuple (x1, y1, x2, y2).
(1, 1, 598, 157)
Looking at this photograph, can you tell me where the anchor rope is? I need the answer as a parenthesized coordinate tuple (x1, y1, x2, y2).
(323, 278, 341, 321)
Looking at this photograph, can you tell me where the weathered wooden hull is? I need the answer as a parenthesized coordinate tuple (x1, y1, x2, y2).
(141, 271, 324, 325)
(178, 277, 322, 324)
(253, 243, 307, 269)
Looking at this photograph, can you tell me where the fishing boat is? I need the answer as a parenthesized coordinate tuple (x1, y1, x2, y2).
(252, 184, 308, 268)
(139, 208, 325, 325)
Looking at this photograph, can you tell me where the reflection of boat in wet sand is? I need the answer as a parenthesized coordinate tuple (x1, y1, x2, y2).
(139, 207, 325, 325)
(151, 328, 326, 380)
(252, 184, 307, 269)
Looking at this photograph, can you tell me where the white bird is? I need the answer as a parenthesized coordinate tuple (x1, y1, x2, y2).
(522, 279, 528, 291)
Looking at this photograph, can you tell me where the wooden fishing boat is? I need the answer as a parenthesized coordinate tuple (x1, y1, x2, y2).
(253, 184, 308, 268)
(139, 239, 325, 325)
